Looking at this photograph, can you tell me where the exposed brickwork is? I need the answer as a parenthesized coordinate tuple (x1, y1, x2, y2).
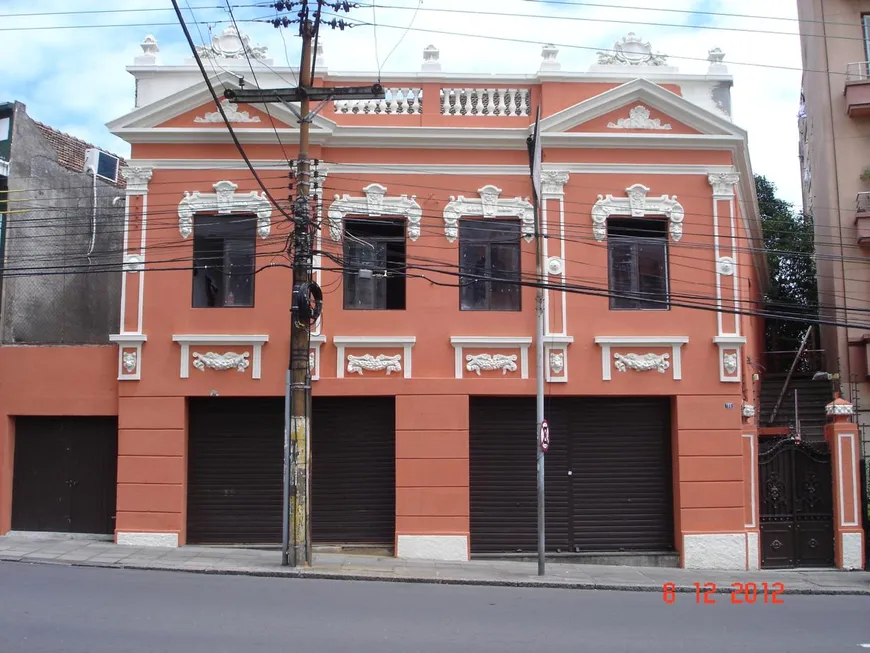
(33, 121, 126, 188)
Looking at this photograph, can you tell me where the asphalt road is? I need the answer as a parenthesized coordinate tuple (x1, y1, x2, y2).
(1, 561, 868, 653)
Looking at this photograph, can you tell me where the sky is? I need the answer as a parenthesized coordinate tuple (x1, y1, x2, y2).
(1, 0, 805, 206)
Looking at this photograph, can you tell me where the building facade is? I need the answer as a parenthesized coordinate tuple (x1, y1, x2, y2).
(0, 28, 791, 570)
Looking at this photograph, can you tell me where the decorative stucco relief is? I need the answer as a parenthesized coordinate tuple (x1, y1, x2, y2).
(742, 403, 756, 418)
(178, 180, 272, 240)
(613, 352, 670, 374)
(723, 352, 738, 375)
(327, 183, 422, 241)
(443, 185, 534, 243)
(591, 184, 684, 242)
(466, 353, 518, 375)
(120, 166, 153, 194)
(195, 98, 262, 123)
(195, 25, 268, 60)
(596, 33, 668, 66)
(607, 105, 672, 130)
(347, 353, 402, 375)
(192, 351, 250, 373)
(549, 352, 564, 375)
(122, 351, 137, 373)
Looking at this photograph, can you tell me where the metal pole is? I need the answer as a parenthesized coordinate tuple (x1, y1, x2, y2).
(282, 369, 291, 566)
(535, 195, 546, 577)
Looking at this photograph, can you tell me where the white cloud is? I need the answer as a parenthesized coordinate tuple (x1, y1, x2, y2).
(1, 0, 804, 205)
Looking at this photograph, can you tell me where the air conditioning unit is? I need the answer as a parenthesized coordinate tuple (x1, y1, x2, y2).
(84, 148, 119, 183)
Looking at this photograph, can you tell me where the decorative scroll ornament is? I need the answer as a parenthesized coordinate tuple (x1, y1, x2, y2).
(596, 33, 668, 66)
(195, 98, 261, 123)
(613, 352, 670, 374)
(195, 25, 268, 60)
(347, 353, 402, 375)
(591, 184, 684, 242)
(742, 403, 756, 418)
(723, 352, 738, 375)
(120, 166, 153, 194)
(192, 351, 250, 373)
(549, 352, 564, 375)
(541, 170, 569, 196)
(466, 353, 518, 375)
(717, 256, 736, 276)
(309, 351, 316, 373)
(122, 352, 137, 373)
(443, 185, 534, 243)
(327, 183, 422, 242)
(607, 105, 672, 130)
(178, 180, 272, 240)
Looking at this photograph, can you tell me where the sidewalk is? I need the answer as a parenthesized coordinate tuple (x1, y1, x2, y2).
(2, 533, 869, 595)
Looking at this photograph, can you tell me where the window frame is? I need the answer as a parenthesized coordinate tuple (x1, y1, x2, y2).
(191, 213, 257, 309)
(458, 218, 522, 312)
(606, 217, 670, 312)
(341, 217, 407, 311)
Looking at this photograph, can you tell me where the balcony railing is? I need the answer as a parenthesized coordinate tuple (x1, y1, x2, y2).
(844, 62, 870, 116)
(333, 87, 423, 115)
(331, 86, 532, 118)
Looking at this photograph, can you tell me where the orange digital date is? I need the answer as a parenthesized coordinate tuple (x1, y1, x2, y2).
(662, 581, 784, 604)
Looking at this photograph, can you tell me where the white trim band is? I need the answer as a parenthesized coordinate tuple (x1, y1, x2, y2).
(396, 535, 468, 561)
(117, 532, 179, 547)
(172, 334, 269, 379)
(450, 336, 533, 379)
(594, 336, 689, 381)
(333, 336, 416, 379)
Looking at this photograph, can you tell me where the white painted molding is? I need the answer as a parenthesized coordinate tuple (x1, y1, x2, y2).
(708, 172, 740, 199)
(742, 433, 757, 528)
(396, 535, 468, 561)
(172, 334, 268, 379)
(541, 170, 569, 198)
(841, 532, 864, 570)
(450, 336, 533, 379)
(614, 352, 670, 374)
(591, 184, 684, 242)
(594, 336, 688, 381)
(347, 353, 403, 375)
(683, 533, 747, 570)
(466, 353, 518, 376)
(716, 256, 735, 276)
(117, 532, 179, 547)
(309, 334, 326, 381)
(326, 183, 423, 242)
(836, 433, 860, 528)
(192, 351, 250, 373)
(607, 105, 672, 130)
(443, 185, 534, 243)
(177, 180, 272, 240)
(713, 335, 745, 383)
(194, 98, 261, 123)
(544, 335, 573, 383)
(333, 336, 416, 379)
(109, 333, 148, 381)
(120, 166, 153, 195)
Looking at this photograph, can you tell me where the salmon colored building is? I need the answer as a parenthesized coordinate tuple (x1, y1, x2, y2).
(4, 28, 857, 571)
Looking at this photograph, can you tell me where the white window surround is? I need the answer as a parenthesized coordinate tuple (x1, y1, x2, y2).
(742, 433, 757, 529)
(450, 336, 533, 379)
(109, 333, 148, 381)
(333, 336, 416, 379)
(713, 335, 745, 383)
(594, 335, 688, 381)
(443, 185, 535, 243)
(326, 183, 423, 242)
(309, 334, 327, 381)
(543, 335, 573, 383)
(172, 334, 269, 379)
(177, 180, 272, 240)
(591, 183, 684, 242)
(836, 432, 860, 528)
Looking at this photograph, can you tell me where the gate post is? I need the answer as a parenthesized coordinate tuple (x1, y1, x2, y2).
(824, 394, 865, 570)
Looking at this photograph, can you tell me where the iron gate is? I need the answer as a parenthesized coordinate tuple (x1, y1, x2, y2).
(758, 437, 835, 569)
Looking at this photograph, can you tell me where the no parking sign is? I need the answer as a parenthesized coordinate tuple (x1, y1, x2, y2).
(540, 419, 550, 453)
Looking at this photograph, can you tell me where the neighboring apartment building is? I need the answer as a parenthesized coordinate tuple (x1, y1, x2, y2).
(798, 0, 870, 447)
(1, 26, 857, 571)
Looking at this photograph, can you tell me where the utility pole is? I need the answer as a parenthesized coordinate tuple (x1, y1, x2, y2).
(224, 1, 384, 567)
(527, 107, 546, 577)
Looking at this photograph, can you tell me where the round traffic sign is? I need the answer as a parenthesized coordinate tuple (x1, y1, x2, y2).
(540, 419, 550, 452)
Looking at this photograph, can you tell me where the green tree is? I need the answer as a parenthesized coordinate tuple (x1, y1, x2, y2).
(755, 174, 818, 355)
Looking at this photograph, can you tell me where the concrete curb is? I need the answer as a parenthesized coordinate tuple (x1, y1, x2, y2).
(3, 556, 870, 596)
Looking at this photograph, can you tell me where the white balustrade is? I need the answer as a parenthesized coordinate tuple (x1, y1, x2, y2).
(333, 87, 423, 115)
(439, 88, 531, 116)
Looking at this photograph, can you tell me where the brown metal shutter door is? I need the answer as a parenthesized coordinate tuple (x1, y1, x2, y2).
(469, 397, 572, 554)
(569, 397, 674, 552)
(187, 397, 284, 544)
(311, 397, 395, 545)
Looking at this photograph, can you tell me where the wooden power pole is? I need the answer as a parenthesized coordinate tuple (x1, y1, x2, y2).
(225, 2, 383, 567)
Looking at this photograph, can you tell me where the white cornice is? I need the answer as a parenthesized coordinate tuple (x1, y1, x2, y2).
(594, 336, 689, 346)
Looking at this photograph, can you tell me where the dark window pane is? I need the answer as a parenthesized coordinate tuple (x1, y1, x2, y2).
(637, 240, 668, 309)
(608, 239, 636, 309)
(343, 219, 405, 310)
(607, 217, 668, 311)
(459, 219, 521, 311)
(192, 215, 256, 308)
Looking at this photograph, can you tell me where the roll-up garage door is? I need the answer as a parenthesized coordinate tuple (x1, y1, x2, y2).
(470, 396, 673, 554)
(187, 397, 283, 544)
(311, 397, 395, 545)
